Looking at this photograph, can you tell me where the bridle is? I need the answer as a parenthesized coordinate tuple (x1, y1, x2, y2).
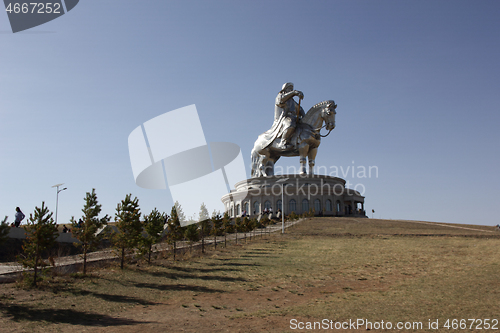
(314, 107, 335, 137)
(313, 123, 333, 137)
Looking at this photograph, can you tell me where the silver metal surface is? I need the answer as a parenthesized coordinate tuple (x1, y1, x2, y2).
(251, 85, 337, 177)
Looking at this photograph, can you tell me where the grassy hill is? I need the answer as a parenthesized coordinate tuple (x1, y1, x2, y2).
(1, 217, 499, 332)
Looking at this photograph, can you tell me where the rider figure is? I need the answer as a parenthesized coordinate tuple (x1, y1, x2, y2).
(275, 82, 305, 149)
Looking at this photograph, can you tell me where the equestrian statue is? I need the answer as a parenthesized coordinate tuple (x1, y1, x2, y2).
(251, 82, 337, 177)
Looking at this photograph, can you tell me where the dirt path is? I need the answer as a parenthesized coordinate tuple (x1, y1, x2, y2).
(399, 219, 496, 233)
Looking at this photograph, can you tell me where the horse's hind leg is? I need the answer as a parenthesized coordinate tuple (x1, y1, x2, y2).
(308, 147, 318, 175)
(259, 150, 272, 177)
(298, 143, 308, 175)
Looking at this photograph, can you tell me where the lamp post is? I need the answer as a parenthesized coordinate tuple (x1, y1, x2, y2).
(276, 178, 289, 234)
(52, 183, 67, 224)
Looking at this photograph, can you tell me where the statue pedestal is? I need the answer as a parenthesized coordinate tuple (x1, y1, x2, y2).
(221, 174, 366, 218)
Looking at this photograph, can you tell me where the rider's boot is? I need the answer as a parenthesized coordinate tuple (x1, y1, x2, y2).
(277, 138, 288, 149)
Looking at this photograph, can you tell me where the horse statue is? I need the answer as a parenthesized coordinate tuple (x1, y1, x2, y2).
(251, 100, 337, 177)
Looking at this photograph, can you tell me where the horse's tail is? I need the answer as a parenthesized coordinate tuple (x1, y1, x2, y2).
(250, 148, 261, 178)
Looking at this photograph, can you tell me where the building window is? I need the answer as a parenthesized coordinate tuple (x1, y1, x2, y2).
(336, 200, 341, 213)
(253, 201, 260, 214)
(326, 199, 332, 212)
(236, 204, 240, 216)
(244, 202, 249, 215)
(289, 199, 296, 212)
(302, 199, 309, 213)
(276, 199, 282, 211)
(314, 199, 321, 213)
(264, 200, 271, 211)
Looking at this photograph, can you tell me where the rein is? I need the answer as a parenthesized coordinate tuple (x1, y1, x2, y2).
(314, 124, 333, 137)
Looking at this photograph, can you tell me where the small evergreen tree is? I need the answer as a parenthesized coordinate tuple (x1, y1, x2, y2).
(259, 215, 270, 236)
(244, 217, 251, 241)
(184, 223, 199, 253)
(112, 194, 142, 269)
(18, 202, 58, 287)
(242, 217, 250, 242)
(0, 216, 10, 245)
(71, 189, 110, 275)
(249, 218, 258, 239)
(174, 201, 187, 225)
(199, 203, 211, 253)
(221, 211, 232, 247)
(211, 211, 223, 250)
(289, 211, 299, 221)
(234, 217, 242, 244)
(141, 208, 165, 264)
(167, 205, 184, 260)
(199, 203, 210, 221)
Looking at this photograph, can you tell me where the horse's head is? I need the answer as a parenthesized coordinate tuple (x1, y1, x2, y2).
(322, 101, 337, 131)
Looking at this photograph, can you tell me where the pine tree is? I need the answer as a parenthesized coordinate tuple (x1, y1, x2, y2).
(174, 201, 186, 225)
(167, 205, 184, 260)
(211, 211, 223, 250)
(71, 189, 110, 275)
(199, 203, 211, 253)
(249, 218, 258, 240)
(221, 211, 232, 247)
(199, 203, 210, 221)
(0, 216, 10, 245)
(242, 217, 249, 242)
(18, 202, 58, 287)
(234, 217, 242, 244)
(141, 208, 165, 264)
(184, 224, 199, 253)
(113, 194, 142, 269)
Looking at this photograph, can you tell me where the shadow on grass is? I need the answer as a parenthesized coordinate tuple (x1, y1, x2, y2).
(243, 250, 275, 254)
(212, 259, 262, 267)
(166, 265, 241, 274)
(0, 302, 150, 326)
(220, 262, 261, 267)
(65, 289, 156, 306)
(144, 270, 247, 282)
(239, 254, 278, 258)
(134, 282, 225, 293)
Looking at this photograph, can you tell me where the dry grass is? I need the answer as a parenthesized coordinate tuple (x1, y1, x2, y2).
(0, 217, 499, 332)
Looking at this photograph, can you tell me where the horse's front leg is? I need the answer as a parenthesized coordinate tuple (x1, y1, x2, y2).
(259, 149, 273, 177)
(308, 147, 318, 175)
(298, 143, 309, 175)
(260, 156, 269, 177)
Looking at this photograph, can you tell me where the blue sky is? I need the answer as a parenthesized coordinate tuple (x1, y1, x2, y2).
(1, 0, 499, 225)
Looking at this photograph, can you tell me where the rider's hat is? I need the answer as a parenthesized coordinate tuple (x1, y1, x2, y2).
(281, 82, 294, 92)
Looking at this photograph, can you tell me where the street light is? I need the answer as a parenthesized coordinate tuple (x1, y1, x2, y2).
(276, 177, 289, 234)
(52, 183, 67, 224)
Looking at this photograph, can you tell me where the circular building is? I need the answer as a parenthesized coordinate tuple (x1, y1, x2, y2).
(221, 174, 366, 218)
